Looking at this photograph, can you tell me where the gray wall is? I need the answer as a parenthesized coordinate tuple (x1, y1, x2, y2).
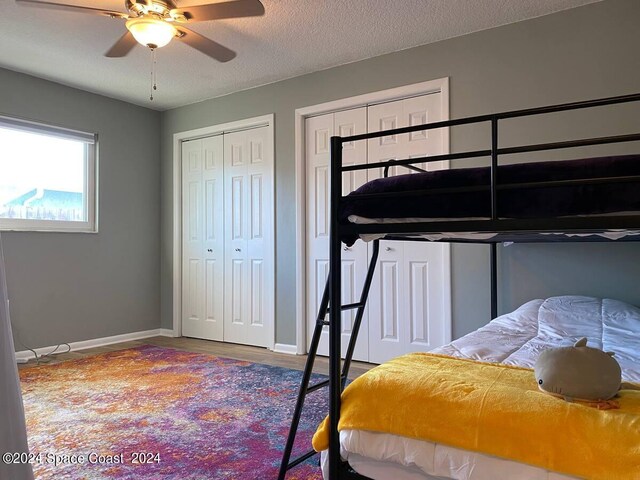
(0, 68, 161, 350)
(160, 0, 640, 344)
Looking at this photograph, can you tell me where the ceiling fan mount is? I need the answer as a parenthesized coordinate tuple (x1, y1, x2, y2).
(126, 0, 173, 16)
(124, 0, 185, 22)
(16, 0, 265, 61)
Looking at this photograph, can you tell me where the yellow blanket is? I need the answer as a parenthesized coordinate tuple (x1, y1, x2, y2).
(313, 353, 640, 480)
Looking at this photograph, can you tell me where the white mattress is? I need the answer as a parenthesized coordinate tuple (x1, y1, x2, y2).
(348, 214, 640, 242)
(322, 296, 640, 480)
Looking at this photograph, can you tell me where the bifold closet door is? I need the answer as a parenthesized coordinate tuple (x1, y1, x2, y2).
(367, 93, 450, 364)
(182, 135, 225, 341)
(223, 126, 274, 348)
(306, 108, 369, 361)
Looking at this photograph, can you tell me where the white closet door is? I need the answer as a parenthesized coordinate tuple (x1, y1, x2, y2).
(182, 136, 224, 341)
(223, 126, 273, 347)
(306, 108, 369, 361)
(367, 93, 451, 364)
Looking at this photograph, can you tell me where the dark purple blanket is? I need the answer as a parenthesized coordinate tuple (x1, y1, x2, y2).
(340, 154, 640, 244)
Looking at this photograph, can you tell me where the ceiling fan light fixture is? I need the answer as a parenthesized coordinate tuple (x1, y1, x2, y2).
(126, 15, 177, 49)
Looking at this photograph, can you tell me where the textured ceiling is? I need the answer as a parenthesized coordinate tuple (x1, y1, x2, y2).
(0, 0, 600, 110)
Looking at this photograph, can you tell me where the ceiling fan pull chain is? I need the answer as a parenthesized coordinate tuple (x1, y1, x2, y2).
(149, 47, 157, 101)
(153, 47, 158, 92)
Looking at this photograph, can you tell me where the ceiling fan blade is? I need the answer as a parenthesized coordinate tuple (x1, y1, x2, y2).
(16, 0, 128, 18)
(175, 27, 236, 62)
(178, 0, 264, 22)
(105, 31, 138, 58)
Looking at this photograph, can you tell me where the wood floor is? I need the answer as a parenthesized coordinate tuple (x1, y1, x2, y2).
(18, 336, 376, 379)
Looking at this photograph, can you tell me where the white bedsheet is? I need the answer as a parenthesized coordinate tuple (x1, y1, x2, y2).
(435, 296, 640, 382)
(323, 296, 640, 480)
(347, 214, 640, 242)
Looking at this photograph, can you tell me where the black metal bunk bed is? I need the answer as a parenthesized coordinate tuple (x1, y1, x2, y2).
(278, 92, 640, 480)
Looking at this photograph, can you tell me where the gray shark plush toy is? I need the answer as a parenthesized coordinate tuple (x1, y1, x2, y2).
(534, 338, 622, 402)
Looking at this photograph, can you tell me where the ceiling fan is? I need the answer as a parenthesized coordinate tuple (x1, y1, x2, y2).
(16, 0, 265, 62)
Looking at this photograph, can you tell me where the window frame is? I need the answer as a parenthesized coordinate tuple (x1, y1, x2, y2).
(0, 115, 98, 233)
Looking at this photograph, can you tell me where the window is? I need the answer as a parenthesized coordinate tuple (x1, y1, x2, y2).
(0, 115, 97, 232)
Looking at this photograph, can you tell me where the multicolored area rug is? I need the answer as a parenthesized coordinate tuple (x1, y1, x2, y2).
(20, 345, 326, 479)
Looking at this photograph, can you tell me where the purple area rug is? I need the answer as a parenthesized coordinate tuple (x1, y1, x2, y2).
(20, 345, 326, 479)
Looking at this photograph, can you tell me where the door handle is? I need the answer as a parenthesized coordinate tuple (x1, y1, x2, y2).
(385, 246, 393, 252)
(343, 246, 350, 251)
(207, 248, 213, 253)
(235, 248, 241, 252)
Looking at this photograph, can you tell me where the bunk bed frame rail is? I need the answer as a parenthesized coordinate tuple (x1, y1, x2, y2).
(278, 92, 640, 480)
(327, 92, 640, 480)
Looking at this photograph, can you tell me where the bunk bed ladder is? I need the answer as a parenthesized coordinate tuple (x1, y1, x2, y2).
(277, 239, 380, 480)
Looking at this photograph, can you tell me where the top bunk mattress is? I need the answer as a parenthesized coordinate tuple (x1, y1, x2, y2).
(339, 154, 640, 245)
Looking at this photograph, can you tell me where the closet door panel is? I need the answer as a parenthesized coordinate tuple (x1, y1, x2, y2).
(404, 242, 449, 350)
(367, 93, 450, 364)
(306, 113, 333, 359)
(224, 132, 250, 344)
(182, 136, 224, 341)
(306, 108, 369, 361)
(368, 94, 446, 176)
(182, 140, 204, 337)
(408, 260, 430, 345)
(368, 243, 407, 361)
(367, 101, 404, 179)
(403, 94, 446, 171)
(334, 109, 369, 360)
(367, 100, 408, 363)
(201, 136, 225, 338)
(224, 126, 272, 347)
(245, 126, 273, 346)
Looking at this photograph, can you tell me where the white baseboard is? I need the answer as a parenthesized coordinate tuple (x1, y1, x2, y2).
(273, 343, 298, 355)
(15, 328, 175, 362)
(159, 328, 177, 337)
